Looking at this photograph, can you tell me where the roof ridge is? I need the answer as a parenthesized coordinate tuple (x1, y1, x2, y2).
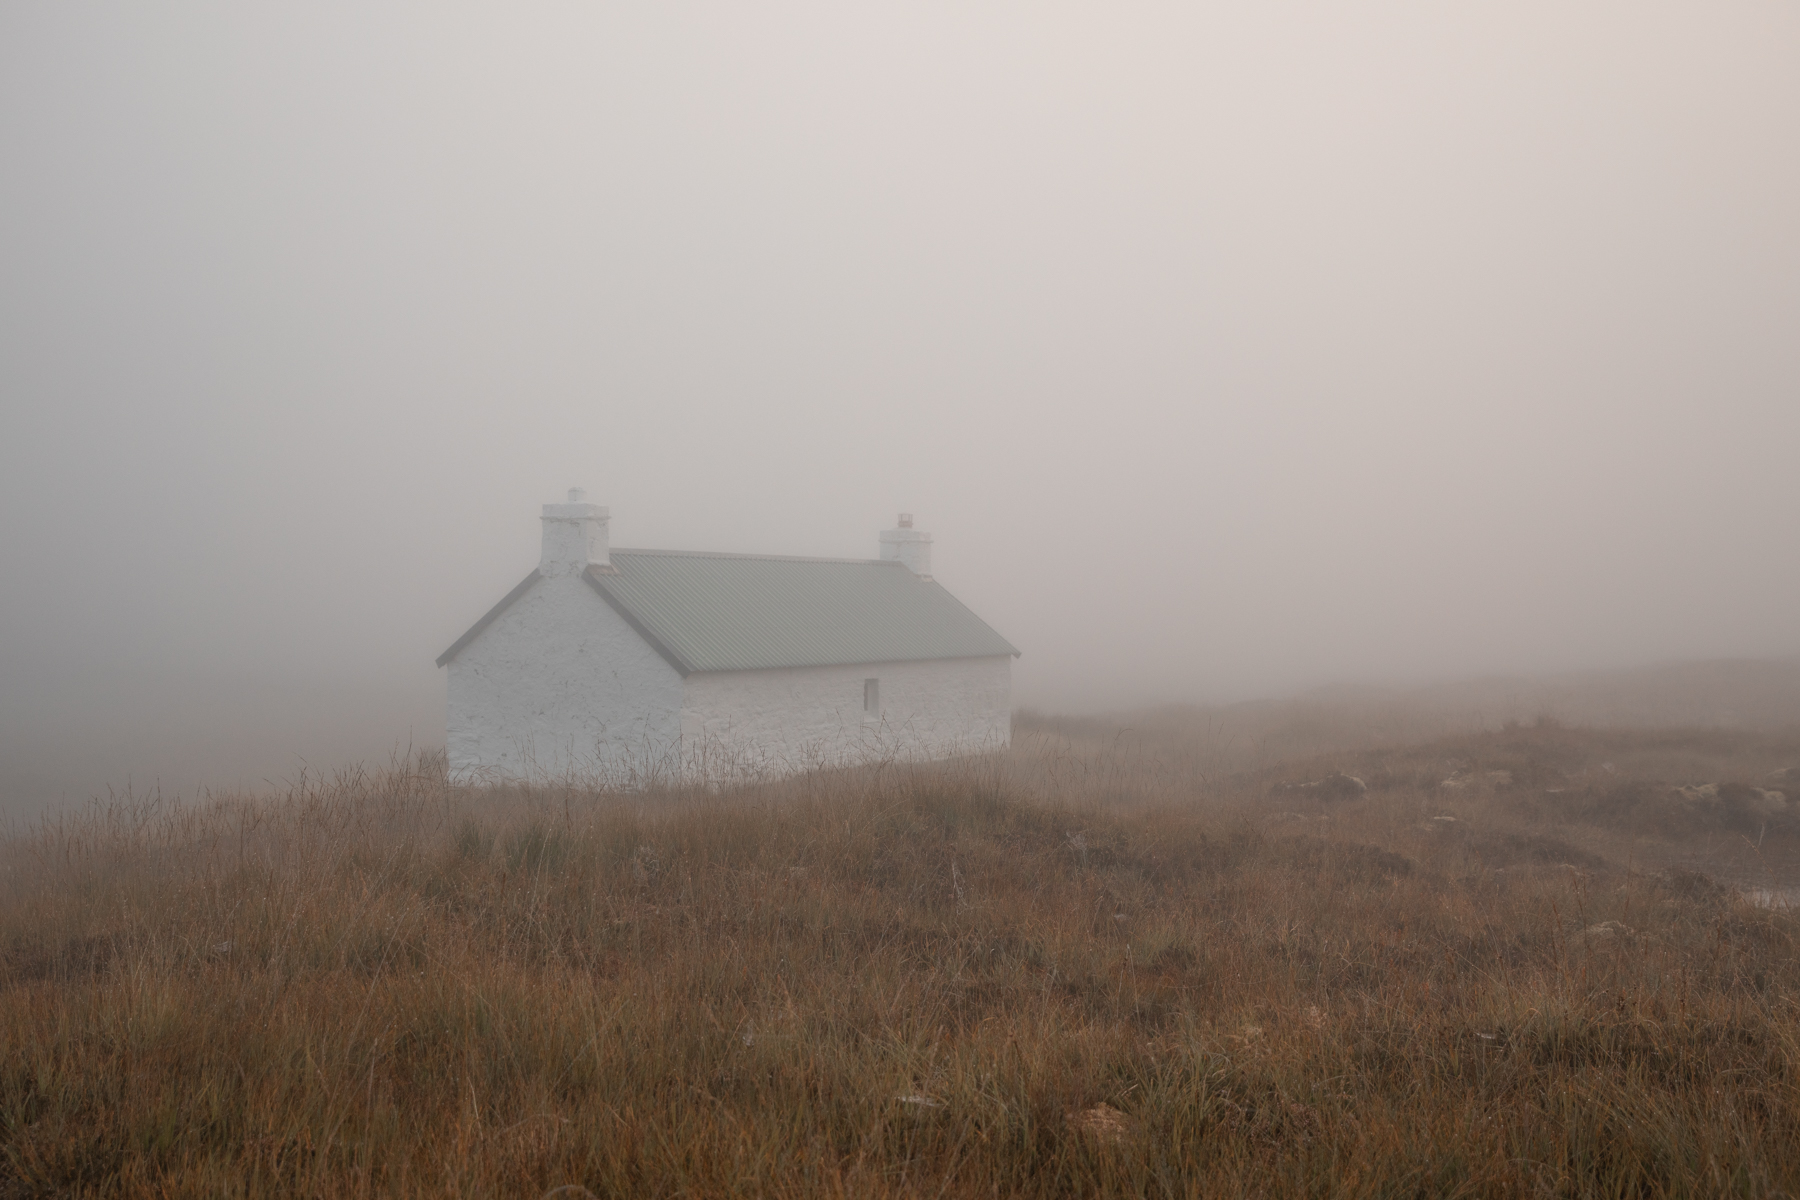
(610, 547, 896, 566)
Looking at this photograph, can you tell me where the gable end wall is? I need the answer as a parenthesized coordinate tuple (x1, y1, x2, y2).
(445, 573, 684, 783)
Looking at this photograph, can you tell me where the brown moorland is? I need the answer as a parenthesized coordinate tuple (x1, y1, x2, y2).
(3, 716, 1798, 1197)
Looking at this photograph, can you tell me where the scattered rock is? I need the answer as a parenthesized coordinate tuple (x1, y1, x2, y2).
(1441, 769, 1514, 789)
(1431, 815, 1458, 823)
(1712, 781, 1790, 816)
(1741, 886, 1800, 910)
(1274, 774, 1366, 799)
(1654, 868, 1732, 903)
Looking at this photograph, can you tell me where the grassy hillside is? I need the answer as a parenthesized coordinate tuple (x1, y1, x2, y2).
(3, 721, 1799, 1197)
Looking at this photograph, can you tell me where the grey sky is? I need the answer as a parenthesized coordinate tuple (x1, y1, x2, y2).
(3, 3, 1797, 807)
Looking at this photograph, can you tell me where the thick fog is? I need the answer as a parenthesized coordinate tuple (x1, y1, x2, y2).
(3, 3, 1797, 812)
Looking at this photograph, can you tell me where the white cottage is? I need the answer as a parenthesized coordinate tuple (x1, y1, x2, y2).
(436, 491, 1020, 784)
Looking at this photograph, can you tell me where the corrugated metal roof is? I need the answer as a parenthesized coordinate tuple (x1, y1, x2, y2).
(584, 549, 1019, 674)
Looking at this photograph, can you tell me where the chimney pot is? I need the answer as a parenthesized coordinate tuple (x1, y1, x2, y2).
(568, 487, 586, 502)
(898, 513, 912, 528)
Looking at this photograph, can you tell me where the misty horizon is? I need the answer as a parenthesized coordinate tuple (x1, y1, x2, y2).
(3, 4, 1797, 812)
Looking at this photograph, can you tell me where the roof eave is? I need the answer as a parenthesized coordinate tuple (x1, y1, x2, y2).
(678, 649, 1020, 674)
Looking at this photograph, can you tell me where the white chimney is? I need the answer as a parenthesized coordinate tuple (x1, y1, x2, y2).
(539, 487, 610, 576)
(879, 512, 932, 579)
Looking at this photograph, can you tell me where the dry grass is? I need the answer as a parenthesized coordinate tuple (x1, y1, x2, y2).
(4, 719, 1800, 1197)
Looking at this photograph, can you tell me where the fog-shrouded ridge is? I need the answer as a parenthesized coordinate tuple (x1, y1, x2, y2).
(3, 4, 1797, 818)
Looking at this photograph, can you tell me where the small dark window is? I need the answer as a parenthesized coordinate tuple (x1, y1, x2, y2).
(864, 678, 879, 715)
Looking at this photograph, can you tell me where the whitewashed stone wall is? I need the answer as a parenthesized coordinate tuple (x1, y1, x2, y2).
(445, 574, 684, 784)
(448, 579, 1011, 785)
(679, 655, 1012, 778)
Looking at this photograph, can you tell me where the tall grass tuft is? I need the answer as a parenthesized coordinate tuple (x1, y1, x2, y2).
(3, 724, 1799, 1197)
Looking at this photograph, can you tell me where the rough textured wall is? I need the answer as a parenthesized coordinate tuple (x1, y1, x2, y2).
(445, 575, 683, 783)
(680, 655, 1011, 778)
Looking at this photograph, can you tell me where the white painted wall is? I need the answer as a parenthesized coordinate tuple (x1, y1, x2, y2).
(680, 655, 1012, 778)
(447, 547, 1012, 785)
(445, 573, 684, 783)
